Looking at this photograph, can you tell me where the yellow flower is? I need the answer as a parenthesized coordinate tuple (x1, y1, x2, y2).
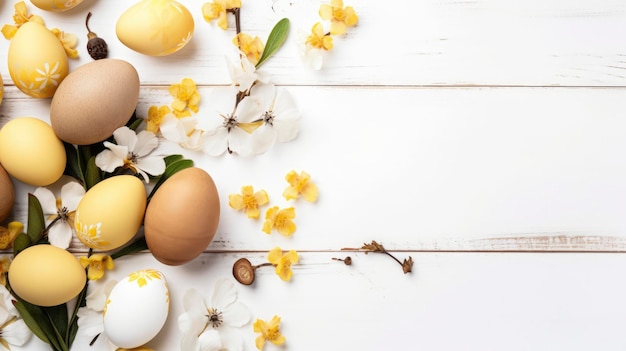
(1, 1, 45, 40)
(128, 269, 162, 288)
(267, 247, 299, 281)
(262, 206, 296, 236)
(0, 222, 23, 250)
(283, 170, 318, 202)
(253, 315, 286, 350)
(0, 257, 11, 286)
(147, 105, 172, 133)
(202, 0, 242, 30)
(305, 22, 333, 51)
(50, 28, 78, 58)
(319, 0, 358, 35)
(79, 254, 114, 280)
(229, 185, 269, 219)
(169, 78, 200, 116)
(233, 33, 264, 65)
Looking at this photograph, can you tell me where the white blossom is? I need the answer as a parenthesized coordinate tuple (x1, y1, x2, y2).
(95, 127, 165, 183)
(33, 181, 84, 249)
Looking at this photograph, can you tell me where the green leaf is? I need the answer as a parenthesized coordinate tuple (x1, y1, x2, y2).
(12, 300, 50, 344)
(147, 159, 194, 201)
(13, 233, 31, 256)
(63, 143, 83, 184)
(256, 18, 290, 68)
(84, 156, 102, 190)
(111, 236, 148, 259)
(43, 304, 68, 346)
(26, 194, 45, 243)
(164, 154, 184, 167)
(67, 279, 88, 346)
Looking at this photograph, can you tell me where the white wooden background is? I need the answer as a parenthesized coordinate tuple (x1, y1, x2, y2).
(2, 0, 626, 350)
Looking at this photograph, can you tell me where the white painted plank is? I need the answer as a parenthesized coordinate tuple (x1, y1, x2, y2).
(1, 0, 626, 86)
(12, 251, 618, 350)
(3, 86, 626, 252)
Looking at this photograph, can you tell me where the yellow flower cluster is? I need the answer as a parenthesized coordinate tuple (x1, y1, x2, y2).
(267, 247, 299, 282)
(79, 254, 114, 280)
(0, 222, 23, 250)
(233, 32, 265, 66)
(1, 1, 78, 58)
(228, 170, 319, 237)
(147, 78, 200, 132)
(202, 0, 241, 30)
(306, 0, 358, 51)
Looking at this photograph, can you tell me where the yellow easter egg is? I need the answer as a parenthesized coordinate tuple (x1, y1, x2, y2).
(30, 0, 85, 11)
(9, 244, 86, 306)
(8, 21, 69, 98)
(0, 117, 66, 186)
(116, 0, 194, 56)
(74, 175, 146, 250)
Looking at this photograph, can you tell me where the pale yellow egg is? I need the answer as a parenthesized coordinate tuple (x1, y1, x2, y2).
(74, 175, 146, 251)
(116, 0, 194, 56)
(0, 117, 66, 186)
(9, 244, 86, 306)
(30, 0, 84, 11)
(7, 21, 69, 98)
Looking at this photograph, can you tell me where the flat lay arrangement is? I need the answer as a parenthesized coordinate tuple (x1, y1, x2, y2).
(1, 0, 626, 350)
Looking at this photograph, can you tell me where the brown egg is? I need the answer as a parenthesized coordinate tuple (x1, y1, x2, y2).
(144, 167, 220, 265)
(50, 58, 139, 145)
(0, 164, 14, 222)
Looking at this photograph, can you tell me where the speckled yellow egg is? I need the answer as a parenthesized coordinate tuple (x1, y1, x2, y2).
(75, 175, 146, 251)
(116, 0, 194, 56)
(30, 0, 84, 11)
(9, 244, 86, 306)
(8, 21, 69, 98)
(0, 117, 66, 186)
(50, 59, 140, 145)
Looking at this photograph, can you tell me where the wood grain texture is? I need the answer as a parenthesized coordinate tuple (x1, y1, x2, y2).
(4, 85, 626, 252)
(1, 0, 626, 86)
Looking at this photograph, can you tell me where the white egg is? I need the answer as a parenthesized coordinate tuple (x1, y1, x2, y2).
(103, 269, 169, 348)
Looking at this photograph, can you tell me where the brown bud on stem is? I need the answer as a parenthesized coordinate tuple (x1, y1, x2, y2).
(85, 12, 108, 60)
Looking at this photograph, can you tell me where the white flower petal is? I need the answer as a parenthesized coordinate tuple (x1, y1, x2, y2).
(2, 319, 32, 346)
(249, 125, 276, 155)
(160, 114, 189, 144)
(196, 115, 226, 134)
(135, 169, 150, 183)
(95, 149, 124, 173)
(86, 280, 117, 312)
(181, 289, 209, 336)
(211, 278, 237, 310)
(112, 126, 137, 151)
(218, 326, 245, 351)
(180, 116, 199, 135)
(251, 83, 276, 111)
(59, 182, 85, 211)
(222, 301, 250, 328)
(274, 117, 301, 143)
(0, 302, 11, 326)
(48, 223, 72, 249)
(32, 187, 58, 216)
(198, 329, 222, 351)
(135, 157, 165, 178)
(227, 127, 254, 157)
(235, 96, 263, 123)
(76, 308, 104, 336)
(180, 329, 201, 351)
(133, 130, 159, 157)
(202, 128, 229, 156)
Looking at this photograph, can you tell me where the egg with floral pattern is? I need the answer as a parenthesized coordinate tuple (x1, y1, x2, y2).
(116, 0, 194, 56)
(30, 0, 84, 11)
(7, 21, 68, 98)
(74, 175, 146, 251)
(103, 269, 169, 348)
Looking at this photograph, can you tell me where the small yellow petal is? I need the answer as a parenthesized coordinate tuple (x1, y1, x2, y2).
(228, 194, 245, 210)
(267, 247, 283, 264)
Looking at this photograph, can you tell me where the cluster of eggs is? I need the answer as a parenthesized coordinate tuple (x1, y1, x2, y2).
(0, 0, 216, 347)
